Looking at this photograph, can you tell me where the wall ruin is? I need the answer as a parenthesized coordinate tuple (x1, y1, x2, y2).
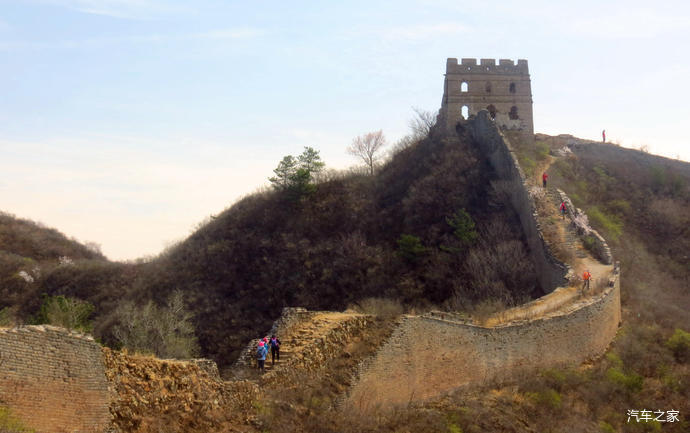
(0, 325, 111, 433)
(348, 267, 620, 409)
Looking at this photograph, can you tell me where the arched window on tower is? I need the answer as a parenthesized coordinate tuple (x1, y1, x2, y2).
(509, 82, 516, 93)
(485, 82, 492, 93)
(461, 105, 470, 119)
(509, 106, 519, 120)
(487, 105, 497, 119)
(461, 81, 468, 92)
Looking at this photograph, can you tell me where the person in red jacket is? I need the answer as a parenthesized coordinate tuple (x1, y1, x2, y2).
(582, 270, 592, 294)
(542, 172, 548, 188)
(559, 201, 567, 219)
(602, 129, 606, 143)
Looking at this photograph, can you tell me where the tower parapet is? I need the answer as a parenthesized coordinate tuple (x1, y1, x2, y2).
(439, 57, 534, 141)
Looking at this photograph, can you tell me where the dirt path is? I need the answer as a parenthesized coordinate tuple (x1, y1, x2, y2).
(486, 153, 614, 325)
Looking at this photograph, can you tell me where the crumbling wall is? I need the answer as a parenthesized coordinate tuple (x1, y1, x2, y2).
(0, 325, 111, 433)
(469, 110, 569, 291)
(556, 188, 613, 264)
(348, 267, 621, 409)
(104, 348, 258, 432)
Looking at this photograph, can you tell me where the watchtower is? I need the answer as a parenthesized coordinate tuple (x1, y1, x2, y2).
(438, 58, 534, 140)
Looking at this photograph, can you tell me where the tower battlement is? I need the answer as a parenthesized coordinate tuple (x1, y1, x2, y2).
(439, 57, 534, 141)
(446, 58, 529, 74)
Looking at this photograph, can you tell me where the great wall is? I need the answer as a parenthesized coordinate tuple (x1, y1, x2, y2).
(0, 58, 621, 432)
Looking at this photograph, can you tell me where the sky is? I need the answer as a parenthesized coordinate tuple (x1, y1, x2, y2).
(1, 0, 689, 261)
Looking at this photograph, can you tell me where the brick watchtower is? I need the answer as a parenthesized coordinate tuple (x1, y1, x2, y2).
(438, 58, 534, 141)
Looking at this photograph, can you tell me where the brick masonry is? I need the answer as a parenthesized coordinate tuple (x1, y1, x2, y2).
(0, 325, 111, 432)
(348, 267, 621, 410)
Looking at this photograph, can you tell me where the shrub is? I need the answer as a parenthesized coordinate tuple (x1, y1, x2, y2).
(527, 387, 562, 410)
(351, 297, 403, 319)
(396, 234, 427, 262)
(33, 295, 94, 333)
(606, 366, 643, 393)
(599, 421, 616, 433)
(666, 328, 690, 363)
(0, 406, 35, 432)
(587, 206, 623, 241)
(536, 141, 550, 161)
(446, 209, 478, 246)
(110, 290, 200, 359)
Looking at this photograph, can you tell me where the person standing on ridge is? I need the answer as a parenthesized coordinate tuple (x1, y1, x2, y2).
(582, 269, 592, 294)
(559, 200, 567, 219)
(542, 171, 548, 188)
(270, 335, 281, 365)
(602, 130, 606, 143)
(257, 341, 268, 373)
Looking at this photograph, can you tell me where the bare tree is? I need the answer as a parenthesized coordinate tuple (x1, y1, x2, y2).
(408, 107, 436, 141)
(348, 130, 387, 175)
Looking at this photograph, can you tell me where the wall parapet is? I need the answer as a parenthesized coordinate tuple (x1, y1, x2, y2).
(347, 266, 621, 409)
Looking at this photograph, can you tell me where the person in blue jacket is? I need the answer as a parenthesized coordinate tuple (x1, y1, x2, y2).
(256, 341, 268, 372)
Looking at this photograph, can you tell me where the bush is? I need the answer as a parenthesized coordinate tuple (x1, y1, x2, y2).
(351, 297, 403, 319)
(606, 366, 643, 393)
(110, 290, 200, 359)
(587, 206, 623, 241)
(0, 406, 35, 432)
(666, 328, 690, 363)
(33, 295, 94, 333)
(396, 234, 427, 262)
(527, 387, 562, 410)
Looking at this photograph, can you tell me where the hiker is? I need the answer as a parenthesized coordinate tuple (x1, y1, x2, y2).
(582, 269, 592, 294)
(602, 129, 606, 143)
(542, 172, 548, 188)
(270, 335, 281, 365)
(559, 201, 567, 219)
(256, 341, 268, 372)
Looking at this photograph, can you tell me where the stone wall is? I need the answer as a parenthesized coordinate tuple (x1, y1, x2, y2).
(103, 348, 255, 432)
(0, 325, 111, 433)
(556, 188, 613, 264)
(469, 110, 569, 291)
(348, 266, 621, 409)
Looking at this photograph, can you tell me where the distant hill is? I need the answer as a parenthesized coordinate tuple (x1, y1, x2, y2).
(0, 212, 104, 262)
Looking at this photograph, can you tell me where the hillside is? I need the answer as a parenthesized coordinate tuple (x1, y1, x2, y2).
(122, 131, 542, 367)
(0, 131, 541, 367)
(0, 212, 107, 321)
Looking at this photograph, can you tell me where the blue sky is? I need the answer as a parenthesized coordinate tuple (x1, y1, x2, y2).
(1, 0, 689, 260)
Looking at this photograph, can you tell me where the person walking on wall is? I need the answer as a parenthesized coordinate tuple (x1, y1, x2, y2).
(270, 335, 281, 365)
(559, 201, 567, 219)
(602, 129, 606, 143)
(257, 341, 268, 373)
(582, 269, 592, 295)
(542, 171, 548, 188)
